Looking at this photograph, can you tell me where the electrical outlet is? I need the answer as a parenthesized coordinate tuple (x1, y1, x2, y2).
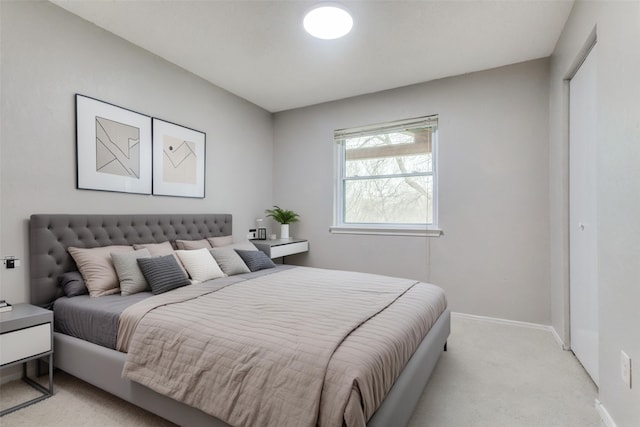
(621, 350, 632, 388)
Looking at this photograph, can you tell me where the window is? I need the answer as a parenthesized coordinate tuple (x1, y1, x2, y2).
(332, 116, 440, 236)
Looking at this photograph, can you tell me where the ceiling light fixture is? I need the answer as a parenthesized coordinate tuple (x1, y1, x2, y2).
(303, 3, 353, 40)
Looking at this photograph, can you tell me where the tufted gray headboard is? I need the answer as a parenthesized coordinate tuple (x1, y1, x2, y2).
(29, 214, 232, 307)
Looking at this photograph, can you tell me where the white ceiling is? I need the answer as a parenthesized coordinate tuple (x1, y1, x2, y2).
(51, 0, 574, 113)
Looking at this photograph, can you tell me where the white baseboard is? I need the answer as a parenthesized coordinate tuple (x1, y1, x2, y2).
(451, 312, 567, 349)
(595, 399, 618, 427)
(452, 312, 550, 330)
(549, 324, 570, 350)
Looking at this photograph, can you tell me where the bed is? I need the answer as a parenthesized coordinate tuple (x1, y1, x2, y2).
(29, 213, 450, 427)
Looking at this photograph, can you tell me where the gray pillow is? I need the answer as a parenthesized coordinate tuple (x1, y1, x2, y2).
(133, 241, 174, 256)
(137, 255, 190, 295)
(58, 271, 89, 297)
(207, 235, 233, 248)
(209, 247, 250, 276)
(227, 240, 259, 251)
(234, 249, 276, 272)
(68, 245, 134, 297)
(175, 239, 212, 250)
(112, 249, 151, 296)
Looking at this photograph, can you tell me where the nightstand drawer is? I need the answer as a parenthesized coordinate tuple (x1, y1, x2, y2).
(0, 323, 51, 365)
(269, 241, 309, 258)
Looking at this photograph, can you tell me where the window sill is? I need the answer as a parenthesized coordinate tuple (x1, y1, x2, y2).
(329, 225, 443, 237)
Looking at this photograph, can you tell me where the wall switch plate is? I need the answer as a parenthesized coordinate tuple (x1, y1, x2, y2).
(3, 257, 20, 269)
(621, 350, 632, 388)
(4, 258, 20, 268)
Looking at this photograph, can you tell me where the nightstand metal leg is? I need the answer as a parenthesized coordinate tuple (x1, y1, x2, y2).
(0, 356, 54, 417)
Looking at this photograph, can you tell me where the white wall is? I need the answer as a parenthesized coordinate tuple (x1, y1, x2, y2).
(549, 1, 640, 426)
(274, 59, 551, 324)
(0, 1, 274, 304)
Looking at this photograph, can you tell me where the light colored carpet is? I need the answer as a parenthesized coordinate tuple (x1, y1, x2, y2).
(409, 314, 602, 427)
(0, 372, 176, 427)
(0, 315, 602, 427)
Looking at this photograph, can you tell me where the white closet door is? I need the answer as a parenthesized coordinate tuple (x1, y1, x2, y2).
(569, 45, 598, 385)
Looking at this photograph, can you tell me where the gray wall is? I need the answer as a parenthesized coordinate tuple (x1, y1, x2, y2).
(273, 59, 551, 324)
(0, 1, 274, 304)
(549, 1, 640, 425)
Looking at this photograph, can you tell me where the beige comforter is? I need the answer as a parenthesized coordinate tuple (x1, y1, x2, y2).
(120, 266, 446, 427)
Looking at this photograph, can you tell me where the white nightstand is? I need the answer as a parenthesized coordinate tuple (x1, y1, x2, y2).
(252, 238, 309, 260)
(0, 303, 54, 416)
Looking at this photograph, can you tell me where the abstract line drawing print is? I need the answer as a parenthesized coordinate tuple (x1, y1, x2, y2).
(163, 135, 197, 184)
(95, 116, 141, 178)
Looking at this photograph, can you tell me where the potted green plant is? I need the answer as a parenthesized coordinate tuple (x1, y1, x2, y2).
(265, 206, 299, 239)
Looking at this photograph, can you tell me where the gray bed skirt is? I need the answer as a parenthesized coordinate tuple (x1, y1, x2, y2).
(54, 309, 450, 427)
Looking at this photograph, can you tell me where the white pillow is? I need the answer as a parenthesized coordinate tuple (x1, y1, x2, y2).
(175, 248, 225, 282)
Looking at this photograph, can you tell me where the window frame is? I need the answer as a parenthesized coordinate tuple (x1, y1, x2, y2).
(331, 116, 442, 237)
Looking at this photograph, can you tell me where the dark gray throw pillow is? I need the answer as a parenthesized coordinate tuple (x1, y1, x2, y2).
(137, 255, 190, 295)
(58, 271, 89, 297)
(234, 249, 276, 272)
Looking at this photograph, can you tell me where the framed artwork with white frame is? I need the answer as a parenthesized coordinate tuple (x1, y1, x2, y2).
(76, 94, 152, 194)
(152, 118, 206, 198)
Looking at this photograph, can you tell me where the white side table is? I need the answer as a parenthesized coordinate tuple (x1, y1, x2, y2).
(251, 238, 309, 260)
(0, 303, 54, 416)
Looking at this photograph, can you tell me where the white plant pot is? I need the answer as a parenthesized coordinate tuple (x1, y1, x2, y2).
(280, 224, 290, 240)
